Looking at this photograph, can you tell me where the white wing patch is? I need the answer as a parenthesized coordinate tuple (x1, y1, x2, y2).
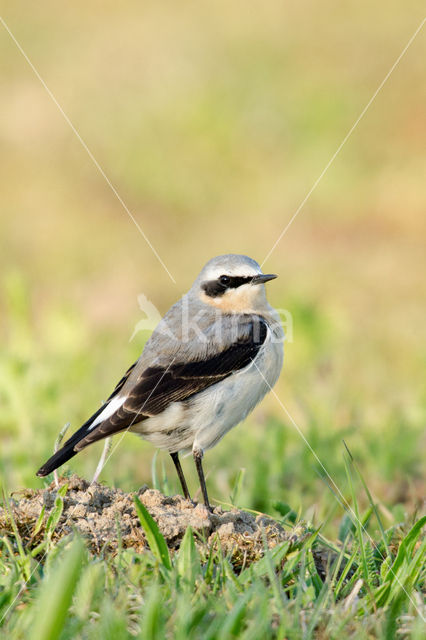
(88, 395, 127, 430)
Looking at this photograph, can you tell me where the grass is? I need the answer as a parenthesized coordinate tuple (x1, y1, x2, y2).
(1, 1, 425, 637)
(0, 463, 424, 638)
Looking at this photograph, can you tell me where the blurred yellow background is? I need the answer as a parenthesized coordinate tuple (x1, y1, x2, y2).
(1, 2, 425, 518)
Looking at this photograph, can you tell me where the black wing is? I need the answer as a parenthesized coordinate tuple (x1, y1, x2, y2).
(37, 318, 267, 476)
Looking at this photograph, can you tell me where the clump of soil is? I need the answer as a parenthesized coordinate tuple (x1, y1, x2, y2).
(0, 475, 304, 569)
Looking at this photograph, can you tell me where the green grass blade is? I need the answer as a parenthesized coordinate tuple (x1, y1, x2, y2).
(343, 440, 391, 559)
(218, 589, 251, 638)
(151, 450, 159, 491)
(344, 455, 370, 586)
(28, 538, 85, 640)
(383, 515, 426, 584)
(134, 495, 171, 570)
(45, 483, 68, 541)
(140, 583, 164, 638)
(177, 526, 201, 588)
(230, 468, 246, 506)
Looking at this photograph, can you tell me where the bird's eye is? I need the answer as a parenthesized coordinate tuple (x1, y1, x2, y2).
(219, 275, 231, 286)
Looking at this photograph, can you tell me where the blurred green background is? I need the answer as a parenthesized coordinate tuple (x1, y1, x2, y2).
(1, 2, 425, 528)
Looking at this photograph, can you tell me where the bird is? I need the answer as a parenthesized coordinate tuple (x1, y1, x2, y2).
(37, 254, 284, 510)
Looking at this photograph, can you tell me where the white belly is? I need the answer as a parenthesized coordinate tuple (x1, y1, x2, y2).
(132, 324, 284, 453)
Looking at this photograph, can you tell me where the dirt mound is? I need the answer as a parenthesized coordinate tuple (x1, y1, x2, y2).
(1, 475, 304, 568)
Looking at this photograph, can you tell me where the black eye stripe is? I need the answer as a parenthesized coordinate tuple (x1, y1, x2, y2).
(202, 276, 253, 297)
(226, 276, 253, 289)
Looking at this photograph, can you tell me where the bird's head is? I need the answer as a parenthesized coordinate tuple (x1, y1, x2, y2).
(192, 254, 277, 314)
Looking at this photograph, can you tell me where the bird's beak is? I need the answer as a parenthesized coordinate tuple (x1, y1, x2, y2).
(252, 273, 278, 285)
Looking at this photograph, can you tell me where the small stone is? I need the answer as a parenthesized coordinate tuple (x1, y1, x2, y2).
(138, 485, 149, 495)
(217, 522, 235, 536)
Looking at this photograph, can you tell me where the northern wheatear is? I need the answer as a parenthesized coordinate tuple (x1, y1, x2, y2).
(37, 254, 284, 509)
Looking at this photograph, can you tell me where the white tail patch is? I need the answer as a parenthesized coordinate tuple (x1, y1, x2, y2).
(88, 396, 126, 430)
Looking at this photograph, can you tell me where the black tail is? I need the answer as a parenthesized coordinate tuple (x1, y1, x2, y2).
(36, 441, 80, 477)
(36, 403, 108, 477)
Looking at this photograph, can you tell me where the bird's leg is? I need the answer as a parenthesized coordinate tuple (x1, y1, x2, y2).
(193, 447, 212, 512)
(170, 452, 192, 502)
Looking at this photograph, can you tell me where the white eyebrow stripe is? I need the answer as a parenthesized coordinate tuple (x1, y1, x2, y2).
(88, 395, 127, 430)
